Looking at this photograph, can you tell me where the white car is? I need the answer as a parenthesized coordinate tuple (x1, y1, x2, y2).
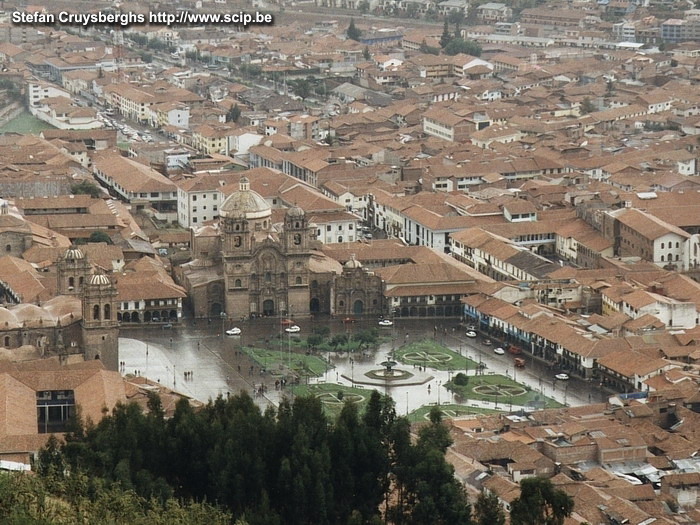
(285, 325, 301, 333)
(493, 347, 505, 355)
(378, 319, 393, 327)
(466, 330, 477, 338)
(555, 373, 570, 381)
(226, 327, 241, 336)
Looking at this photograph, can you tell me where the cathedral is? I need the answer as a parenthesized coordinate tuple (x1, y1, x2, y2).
(177, 177, 385, 319)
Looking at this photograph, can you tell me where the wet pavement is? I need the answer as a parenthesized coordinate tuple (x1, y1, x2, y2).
(118, 317, 605, 414)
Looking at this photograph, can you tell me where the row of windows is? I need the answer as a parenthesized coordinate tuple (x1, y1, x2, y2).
(191, 194, 218, 202)
(659, 241, 680, 249)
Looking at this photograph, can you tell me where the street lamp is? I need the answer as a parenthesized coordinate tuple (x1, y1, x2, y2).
(220, 311, 227, 337)
(350, 357, 354, 387)
(437, 380, 442, 405)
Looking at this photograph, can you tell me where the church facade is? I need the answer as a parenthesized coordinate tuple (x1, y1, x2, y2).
(178, 177, 385, 319)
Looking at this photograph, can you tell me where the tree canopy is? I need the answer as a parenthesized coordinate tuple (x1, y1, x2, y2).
(510, 477, 574, 525)
(443, 38, 482, 57)
(347, 18, 361, 41)
(36, 391, 474, 525)
(71, 180, 102, 198)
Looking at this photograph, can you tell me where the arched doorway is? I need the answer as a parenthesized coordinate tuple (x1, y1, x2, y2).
(263, 299, 274, 316)
(169, 310, 177, 320)
(353, 300, 364, 315)
(144, 311, 151, 322)
(310, 298, 320, 313)
(210, 303, 223, 317)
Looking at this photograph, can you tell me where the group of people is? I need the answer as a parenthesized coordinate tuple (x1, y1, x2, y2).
(183, 370, 194, 380)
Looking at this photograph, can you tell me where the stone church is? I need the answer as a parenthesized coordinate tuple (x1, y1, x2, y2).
(177, 177, 384, 319)
(0, 246, 120, 371)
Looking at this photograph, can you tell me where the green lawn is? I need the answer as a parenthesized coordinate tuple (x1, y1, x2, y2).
(0, 111, 54, 134)
(394, 339, 478, 372)
(289, 383, 378, 420)
(447, 374, 563, 409)
(407, 404, 498, 423)
(243, 346, 331, 378)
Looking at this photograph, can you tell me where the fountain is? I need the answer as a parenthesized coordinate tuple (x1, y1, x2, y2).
(339, 353, 432, 387)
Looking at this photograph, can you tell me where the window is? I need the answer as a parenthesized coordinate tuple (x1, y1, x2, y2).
(5, 244, 10, 252)
(213, 194, 217, 200)
(150, 193, 159, 198)
(338, 225, 343, 231)
(192, 195, 197, 202)
(37, 390, 75, 434)
(295, 276, 302, 285)
(661, 242, 665, 249)
(68, 277, 74, 288)
(338, 236, 343, 243)
(676, 242, 680, 248)
(265, 272, 271, 282)
(235, 279, 242, 287)
(104, 304, 111, 320)
(93, 305, 100, 320)
(193, 207, 197, 212)
(213, 205, 218, 211)
(349, 224, 353, 230)
(326, 225, 331, 231)
(193, 217, 197, 223)
(3, 336, 9, 347)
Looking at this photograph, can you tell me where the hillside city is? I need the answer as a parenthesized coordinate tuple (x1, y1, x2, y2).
(0, 0, 700, 522)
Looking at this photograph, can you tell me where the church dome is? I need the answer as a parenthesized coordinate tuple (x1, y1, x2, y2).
(286, 205, 305, 219)
(220, 176, 271, 220)
(63, 247, 85, 260)
(89, 273, 111, 286)
(344, 254, 362, 269)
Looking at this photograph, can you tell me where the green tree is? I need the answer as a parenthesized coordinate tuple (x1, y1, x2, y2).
(580, 97, 595, 114)
(313, 326, 331, 338)
(347, 18, 361, 41)
(447, 9, 465, 27)
(363, 46, 371, 60)
(474, 490, 505, 525)
(440, 20, 452, 48)
(510, 477, 574, 525)
(88, 231, 112, 244)
(227, 103, 241, 123)
(354, 328, 378, 350)
(331, 333, 349, 349)
(444, 38, 482, 57)
(71, 180, 101, 198)
(306, 333, 323, 349)
(292, 78, 312, 100)
(419, 39, 440, 56)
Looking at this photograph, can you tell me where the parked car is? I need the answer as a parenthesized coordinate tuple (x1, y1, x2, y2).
(378, 319, 393, 327)
(466, 330, 477, 338)
(555, 373, 569, 381)
(161, 323, 173, 330)
(483, 339, 492, 346)
(493, 347, 505, 355)
(285, 325, 301, 333)
(514, 357, 525, 368)
(226, 327, 242, 336)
